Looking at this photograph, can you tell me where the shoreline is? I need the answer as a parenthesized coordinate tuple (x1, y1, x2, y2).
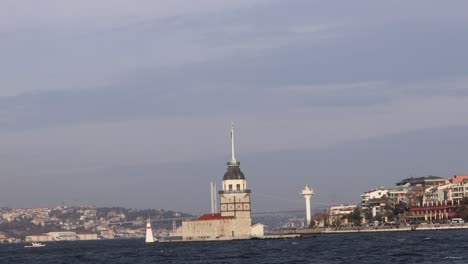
(272, 223, 468, 235)
(158, 234, 301, 243)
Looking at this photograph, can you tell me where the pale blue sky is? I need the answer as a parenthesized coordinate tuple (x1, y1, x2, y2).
(1, 0, 468, 213)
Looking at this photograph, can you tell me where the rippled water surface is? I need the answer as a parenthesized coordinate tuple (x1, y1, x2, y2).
(1, 230, 468, 263)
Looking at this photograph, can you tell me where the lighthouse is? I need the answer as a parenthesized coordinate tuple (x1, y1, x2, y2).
(301, 184, 314, 227)
(219, 122, 251, 220)
(145, 218, 156, 243)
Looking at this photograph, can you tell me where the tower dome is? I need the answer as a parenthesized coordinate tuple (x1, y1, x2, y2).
(223, 163, 245, 180)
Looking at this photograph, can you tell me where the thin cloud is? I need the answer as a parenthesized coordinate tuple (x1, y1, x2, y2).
(1, 0, 468, 209)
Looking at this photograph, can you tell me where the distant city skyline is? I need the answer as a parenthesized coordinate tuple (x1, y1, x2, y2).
(1, 1, 468, 214)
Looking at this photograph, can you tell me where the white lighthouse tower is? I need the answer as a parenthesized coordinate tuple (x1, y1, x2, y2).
(301, 184, 314, 227)
(145, 218, 156, 243)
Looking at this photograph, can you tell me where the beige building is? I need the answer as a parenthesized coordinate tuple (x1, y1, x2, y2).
(77, 233, 99, 240)
(47, 231, 77, 241)
(328, 204, 358, 224)
(25, 234, 52, 242)
(0, 234, 16, 243)
(182, 214, 252, 240)
(26, 232, 98, 241)
(100, 229, 115, 239)
(251, 223, 266, 237)
(181, 124, 264, 240)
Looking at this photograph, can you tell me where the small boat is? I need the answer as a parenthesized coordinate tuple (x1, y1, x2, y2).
(24, 242, 46, 248)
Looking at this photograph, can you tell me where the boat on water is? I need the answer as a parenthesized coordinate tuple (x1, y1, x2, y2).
(24, 242, 46, 248)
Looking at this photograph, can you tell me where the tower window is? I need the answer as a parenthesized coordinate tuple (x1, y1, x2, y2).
(236, 184, 240, 191)
(229, 184, 233, 191)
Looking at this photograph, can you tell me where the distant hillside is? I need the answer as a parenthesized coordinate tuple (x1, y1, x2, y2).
(0, 206, 192, 239)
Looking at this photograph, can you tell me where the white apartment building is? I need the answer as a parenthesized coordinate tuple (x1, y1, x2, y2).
(360, 188, 388, 210)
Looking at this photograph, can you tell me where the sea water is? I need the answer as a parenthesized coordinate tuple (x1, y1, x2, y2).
(1, 229, 467, 263)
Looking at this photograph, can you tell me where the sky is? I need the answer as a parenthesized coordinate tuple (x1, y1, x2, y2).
(1, 0, 468, 214)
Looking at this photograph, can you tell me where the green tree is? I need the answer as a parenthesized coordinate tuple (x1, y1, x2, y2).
(393, 201, 409, 216)
(347, 208, 362, 225)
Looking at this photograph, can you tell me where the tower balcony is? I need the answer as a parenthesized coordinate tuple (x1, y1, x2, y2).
(219, 189, 251, 194)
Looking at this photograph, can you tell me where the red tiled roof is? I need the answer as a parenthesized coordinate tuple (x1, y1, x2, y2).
(197, 213, 234, 221)
(452, 174, 468, 183)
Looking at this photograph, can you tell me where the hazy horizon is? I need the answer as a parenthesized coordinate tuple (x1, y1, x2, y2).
(1, 1, 468, 214)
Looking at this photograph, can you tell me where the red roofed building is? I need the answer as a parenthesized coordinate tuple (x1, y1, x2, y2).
(452, 174, 468, 184)
(408, 200, 460, 221)
(196, 213, 234, 221)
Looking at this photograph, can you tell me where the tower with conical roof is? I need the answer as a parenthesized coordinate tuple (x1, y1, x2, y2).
(180, 123, 262, 240)
(219, 122, 252, 220)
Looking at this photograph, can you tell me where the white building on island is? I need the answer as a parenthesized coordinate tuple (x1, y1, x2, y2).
(181, 123, 264, 241)
(26, 231, 98, 242)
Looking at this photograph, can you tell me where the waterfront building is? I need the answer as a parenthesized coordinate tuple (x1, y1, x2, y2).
(392, 176, 466, 221)
(360, 188, 388, 217)
(451, 174, 468, 184)
(328, 204, 357, 224)
(406, 175, 468, 221)
(25, 234, 51, 242)
(251, 223, 266, 237)
(100, 229, 115, 239)
(388, 186, 423, 207)
(360, 188, 388, 209)
(387, 176, 447, 207)
(76, 233, 98, 240)
(394, 176, 448, 188)
(26, 232, 98, 241)
(450, 175, 468, 202)
(408, 200, 460, 221)
(180, 123, 264, 241)
(47, 231, 77, 241)
(0, 234, 15, 243)
(423, 183, 455, 204)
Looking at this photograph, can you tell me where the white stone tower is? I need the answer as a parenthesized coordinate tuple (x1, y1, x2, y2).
(301, 184, 314, 227)
(219, 122, 251, 220)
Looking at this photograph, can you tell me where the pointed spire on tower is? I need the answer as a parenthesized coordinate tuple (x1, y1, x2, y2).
(224, 122, 244, 179)
(228, 121, 240, 166)
(230, 121, 237, 164)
